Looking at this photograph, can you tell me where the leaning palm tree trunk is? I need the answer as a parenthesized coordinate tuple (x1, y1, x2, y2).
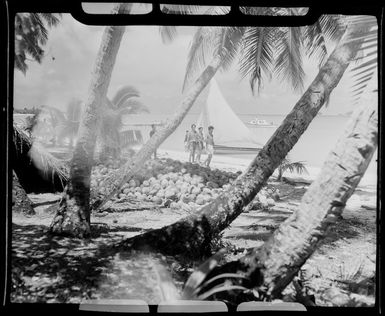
(94, 55, 223, 210)
(115, 20, 371, 256)
(12, 171, 35, 215)
(49, 3, 130, 237)
(224, 83, 377, 300)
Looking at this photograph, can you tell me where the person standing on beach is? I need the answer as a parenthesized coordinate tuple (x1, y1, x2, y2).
(204, 126, 214, 167)
(149, 124, 157, 159)
(196, 126, 205, 164)
(187, 124, 199, 163)
(184, 130, 190, 152)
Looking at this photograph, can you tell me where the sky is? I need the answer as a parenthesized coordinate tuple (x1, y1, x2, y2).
(13, 11, 376, 116)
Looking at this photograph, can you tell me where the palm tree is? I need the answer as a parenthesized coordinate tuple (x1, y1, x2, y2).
(97, 85, 149, 162)
(92, 11, 344, 212)
(12, 171, 35, 215)
(15, 13, 61, 74)
(111, 15, 376, 255)
(49, 3, 131, 237)
(276, 157, 308, 182)
(202, 81, 378, 303)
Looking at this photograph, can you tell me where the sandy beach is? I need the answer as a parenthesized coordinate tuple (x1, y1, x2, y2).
(12, 148, 377, 305)
(157, 148, 378, 187)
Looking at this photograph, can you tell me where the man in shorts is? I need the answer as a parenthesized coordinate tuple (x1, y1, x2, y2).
(187, 124, 199, 163)
(196, 126, 205, 164)
(149, 124, 157, 159)
(204, 126, 214, 167)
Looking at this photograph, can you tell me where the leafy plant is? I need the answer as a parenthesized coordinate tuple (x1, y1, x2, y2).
(181, 249, 248, 301)
(277, 157, 308, 181)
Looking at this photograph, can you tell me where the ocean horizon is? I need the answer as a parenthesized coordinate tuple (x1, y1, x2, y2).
(137, 113, 377, 176)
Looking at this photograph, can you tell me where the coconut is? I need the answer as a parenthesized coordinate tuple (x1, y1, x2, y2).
(156, 190, 165, 198)
(181, 194, 191, 203)
(165, 188, 177, 199)
(128, 179, 136, 188)
(191, 186, 201, 195)
(206, 181, 219, 189)
(159, 179, 167, 188)
(203, 195, 212, 204)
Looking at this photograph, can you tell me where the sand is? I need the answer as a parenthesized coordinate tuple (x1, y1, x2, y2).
(12, 148, 377, 305)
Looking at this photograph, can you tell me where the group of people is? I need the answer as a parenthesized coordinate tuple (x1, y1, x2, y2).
(184, 124, 214, 167)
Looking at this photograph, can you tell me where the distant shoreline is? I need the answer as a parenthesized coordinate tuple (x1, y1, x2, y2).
(157, 148, 377, 187)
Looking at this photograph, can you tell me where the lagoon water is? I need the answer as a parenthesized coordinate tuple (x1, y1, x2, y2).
(145, 113, 377, 177)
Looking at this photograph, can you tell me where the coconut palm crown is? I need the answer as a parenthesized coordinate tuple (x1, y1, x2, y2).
(15, 13, 62, 74)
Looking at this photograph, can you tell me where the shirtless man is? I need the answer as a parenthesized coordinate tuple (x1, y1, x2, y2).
(204, 126, 214, 167)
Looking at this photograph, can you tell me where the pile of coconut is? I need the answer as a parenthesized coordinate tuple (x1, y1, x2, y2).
(90, 158, 242, 211)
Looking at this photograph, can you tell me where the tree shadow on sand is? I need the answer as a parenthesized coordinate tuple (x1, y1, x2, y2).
(12, 223, 129, 303)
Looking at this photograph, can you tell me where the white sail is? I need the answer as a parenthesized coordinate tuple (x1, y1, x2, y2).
(196, 79, 264, 149)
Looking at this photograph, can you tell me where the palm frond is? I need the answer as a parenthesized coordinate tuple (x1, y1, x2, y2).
(161, 4, 201, 15)
(319, 15, 347, 43)
(159, 5, 201, 44)
(274, 26, 305, 93)
(13, 124, 69, 185)
(216, 27, 245, 71)
(302, 15, 345, 69)
(29, 141, 69, 186)
(238, 26, 275, 94)
(30, 13, 49, 44)
(39, 13, 61, 27)
(111, 85, 141, 108)
(182, 26, 219, 92)
(346, 15, 378, 104)
(182, 249, 226, 299)
(283, 161, 308, 175)
(192, 273, 247, 297)
(197, 284, 247, 300)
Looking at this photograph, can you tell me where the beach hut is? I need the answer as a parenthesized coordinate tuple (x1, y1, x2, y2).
(196, 79, 265, 153)
(119, 114, 164, 148)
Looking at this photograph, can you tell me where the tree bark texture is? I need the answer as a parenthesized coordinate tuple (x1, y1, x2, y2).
(94, 55, 223, 211)
(12, 171, 35, 215)
(49, 4, 130, 237)
(115, 21, 371, 256)
(240, 83, 378, 298)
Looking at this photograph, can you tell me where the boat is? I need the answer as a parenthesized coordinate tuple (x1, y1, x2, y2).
(248, 118, 275, 127)
(196, 79, 264, 153)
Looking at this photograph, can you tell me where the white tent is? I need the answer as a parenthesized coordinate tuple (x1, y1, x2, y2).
(196, 79, 264, 150)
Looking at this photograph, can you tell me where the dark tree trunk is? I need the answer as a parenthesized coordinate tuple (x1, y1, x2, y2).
(93, 55, 223, 211)
(212, 82, 378, 301)
(115, 20, 370, 256)
(49, 4, 130, 238)
(12, 171, 35, 215)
